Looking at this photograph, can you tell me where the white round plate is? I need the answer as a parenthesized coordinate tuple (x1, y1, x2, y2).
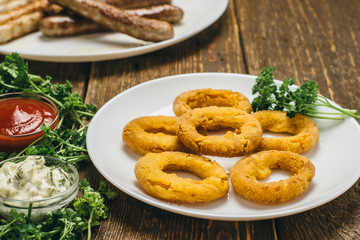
(86, 73, 360, 220)
(0, 0, 228, 62)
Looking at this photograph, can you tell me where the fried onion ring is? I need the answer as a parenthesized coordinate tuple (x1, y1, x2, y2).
(176, 106, 262, 157)
(134, 151, 229, 203)
(252, 110, 319, 153)
(122, 116, 189, 155)
(173, 88, 252, 116)
(230, 150, 315, 204)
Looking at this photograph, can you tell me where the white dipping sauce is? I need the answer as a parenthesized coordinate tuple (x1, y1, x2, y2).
(0, 156, 71, 201)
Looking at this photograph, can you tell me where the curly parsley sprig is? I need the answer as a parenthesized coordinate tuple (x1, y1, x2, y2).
(0, 53, 116, 240)
(0, 179, 118, 240)
(0, 53, 97, 162)
(251, 67, 360, 120)
(73, 179, 115, 240)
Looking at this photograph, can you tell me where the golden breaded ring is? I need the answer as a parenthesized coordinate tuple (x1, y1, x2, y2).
(173, 88, 252, 116)
(122, 116, 189, 155)
(252, 110, 319, 153)
(176, 106, 262, 157)
(230, 150, 315, 204)
(134, 151, 229, 203)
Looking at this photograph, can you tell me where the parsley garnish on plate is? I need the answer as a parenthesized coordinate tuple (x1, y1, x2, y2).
(251, 67, 360, 120)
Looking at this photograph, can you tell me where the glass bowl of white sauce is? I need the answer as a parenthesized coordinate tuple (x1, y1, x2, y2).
(0, 155, 79, 221)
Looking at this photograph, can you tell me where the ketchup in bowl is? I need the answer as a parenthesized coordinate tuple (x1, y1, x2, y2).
(0, 92, 59, 153)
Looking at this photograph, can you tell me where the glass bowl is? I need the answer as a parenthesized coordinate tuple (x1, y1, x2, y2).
(0, 92, 60, 153)
(0, 155, 79, 222)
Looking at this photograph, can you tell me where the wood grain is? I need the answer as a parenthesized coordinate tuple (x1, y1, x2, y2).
(236, 0, 360, 115)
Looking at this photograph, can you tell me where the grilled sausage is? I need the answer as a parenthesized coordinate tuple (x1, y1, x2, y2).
(39, 15, 106, 37)
(49, 0, 174, 42)
(40, 4, 183, 37)
(127, 4, 183, 23)
(43, 0, 173, 15)
(102, 0, 171, 9)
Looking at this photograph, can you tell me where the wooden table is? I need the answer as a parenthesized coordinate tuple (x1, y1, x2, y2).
(2, 0, 360, 239)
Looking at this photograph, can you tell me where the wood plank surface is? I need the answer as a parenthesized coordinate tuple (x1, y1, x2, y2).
(236, 0, 360, 114)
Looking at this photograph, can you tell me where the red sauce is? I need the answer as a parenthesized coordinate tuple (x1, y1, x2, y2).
(0, 95, 59, 153)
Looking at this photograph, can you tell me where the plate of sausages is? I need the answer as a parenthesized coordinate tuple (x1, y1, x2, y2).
(0, 0, 228, 62)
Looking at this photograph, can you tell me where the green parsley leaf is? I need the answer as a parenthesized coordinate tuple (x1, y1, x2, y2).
(251, 67, 360, 120)
(73, 179, 109, 240)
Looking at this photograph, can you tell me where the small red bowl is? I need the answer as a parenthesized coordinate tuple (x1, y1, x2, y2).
(0, 92, 59, 153)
